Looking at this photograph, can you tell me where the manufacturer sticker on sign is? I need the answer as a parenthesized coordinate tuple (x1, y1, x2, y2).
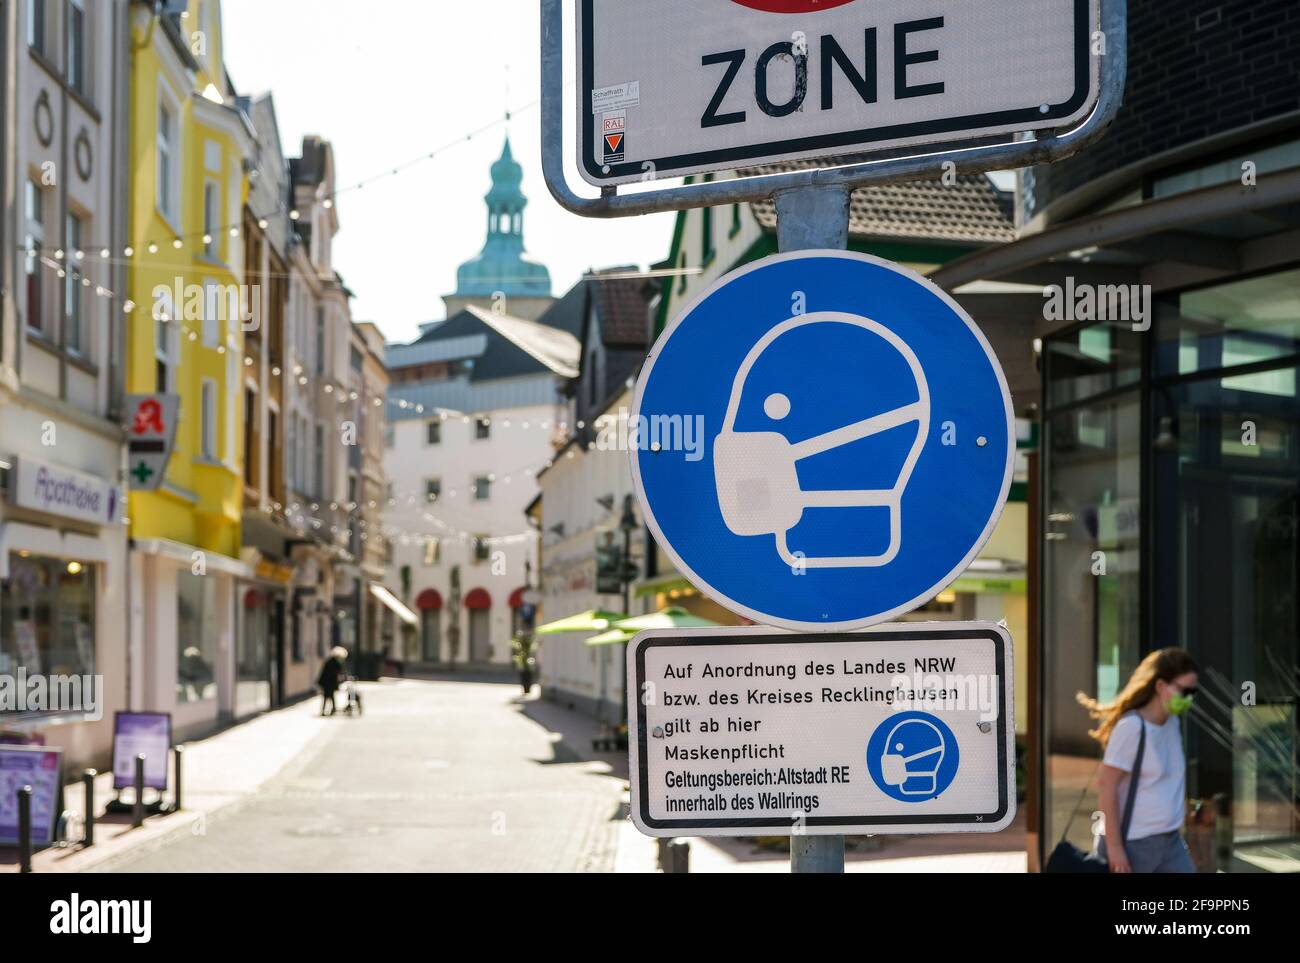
(577, 0, 1101, 185)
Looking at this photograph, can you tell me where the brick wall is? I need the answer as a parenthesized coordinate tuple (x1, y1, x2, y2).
(1024, 0, 1300, 219)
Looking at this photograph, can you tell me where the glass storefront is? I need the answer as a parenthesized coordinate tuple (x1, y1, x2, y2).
(1042, 269, 1300, 872)
(176, 570, 218, 703)
(0, 552, 96, 682)
(237, 588, 275, 717)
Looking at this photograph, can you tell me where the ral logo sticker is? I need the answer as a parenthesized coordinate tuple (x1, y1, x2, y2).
(866, 711, 959, 802)
(630, 250, 1015, 632)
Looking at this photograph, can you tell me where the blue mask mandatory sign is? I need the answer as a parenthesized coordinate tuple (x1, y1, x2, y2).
(630, 251, 1014, 631)
(867, 711, 960, 802)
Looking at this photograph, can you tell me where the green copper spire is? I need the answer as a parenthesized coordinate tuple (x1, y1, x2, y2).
(455, 138, 551, 298)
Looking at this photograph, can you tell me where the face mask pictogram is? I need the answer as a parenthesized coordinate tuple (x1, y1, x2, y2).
(878, 717, 946, 796)
(712, 312, 930, 568)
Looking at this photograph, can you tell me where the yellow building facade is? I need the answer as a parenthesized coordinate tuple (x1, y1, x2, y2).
(124, 2, 257, 736)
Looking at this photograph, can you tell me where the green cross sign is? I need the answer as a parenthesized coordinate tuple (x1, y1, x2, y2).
(131, 461, 155, 485)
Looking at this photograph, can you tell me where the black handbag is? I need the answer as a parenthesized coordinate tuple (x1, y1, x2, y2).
(1044, 718, 1146, 873)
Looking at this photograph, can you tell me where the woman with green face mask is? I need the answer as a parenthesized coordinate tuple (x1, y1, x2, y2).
(1075, 648, 1200, 873)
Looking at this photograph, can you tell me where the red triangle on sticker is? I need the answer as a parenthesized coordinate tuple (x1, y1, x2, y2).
(604, 133, 624, 153)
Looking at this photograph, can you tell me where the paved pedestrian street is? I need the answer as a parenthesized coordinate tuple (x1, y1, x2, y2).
(92, 680, 626, 873)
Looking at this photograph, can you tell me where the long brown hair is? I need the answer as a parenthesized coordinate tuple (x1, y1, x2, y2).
(1076, 647, 1199, 746)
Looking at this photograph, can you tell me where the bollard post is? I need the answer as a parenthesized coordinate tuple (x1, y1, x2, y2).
(17, 785, 33, 873)
(133, 753, 146, 828)
(663, 838, 690, 874)
(82, 769, 97, 847)
(172, 745, 184, 812)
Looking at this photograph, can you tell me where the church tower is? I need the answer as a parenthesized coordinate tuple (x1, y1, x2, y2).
(444, 139, 554, 321)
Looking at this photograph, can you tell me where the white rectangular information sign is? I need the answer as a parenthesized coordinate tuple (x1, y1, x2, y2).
(627, 622, 1015, 837)
(578, 0, 1100, 185)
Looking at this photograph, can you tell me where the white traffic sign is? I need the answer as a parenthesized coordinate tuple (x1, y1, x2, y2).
(627, 622, 1015, 837)
(577, 0, 1100, 185)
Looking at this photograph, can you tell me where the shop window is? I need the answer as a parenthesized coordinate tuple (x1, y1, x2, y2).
(0, 554, 97, 696)
(1042, 391, 1143, 855)
(1157, 269, 1300, 380)
(176, 571, 218, 703)
(1045, 321, 1142, 408)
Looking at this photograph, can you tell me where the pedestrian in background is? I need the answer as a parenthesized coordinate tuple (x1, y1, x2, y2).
(1076, 647, 1200, 873)
(318, 646, 347, 716)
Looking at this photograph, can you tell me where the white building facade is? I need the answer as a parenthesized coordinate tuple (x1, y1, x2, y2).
(0, 0, 131, 769)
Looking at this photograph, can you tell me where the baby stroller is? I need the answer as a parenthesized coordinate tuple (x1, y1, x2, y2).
(341, 675, 363, 716)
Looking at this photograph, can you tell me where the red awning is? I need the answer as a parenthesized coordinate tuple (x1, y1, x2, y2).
(508, 586, 529, 608)
(416, 588, 443, 611)
(464, 588, 492, 610)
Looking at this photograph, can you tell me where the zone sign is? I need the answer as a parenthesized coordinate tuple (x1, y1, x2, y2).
(577, 0, 1100, 185)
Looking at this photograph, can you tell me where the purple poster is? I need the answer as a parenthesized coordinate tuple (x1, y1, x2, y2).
(112, 712, 172, 790)
(0, 745, 62, 846)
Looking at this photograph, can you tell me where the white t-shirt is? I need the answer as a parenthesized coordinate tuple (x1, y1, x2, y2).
(1103, 712, 1185, 840)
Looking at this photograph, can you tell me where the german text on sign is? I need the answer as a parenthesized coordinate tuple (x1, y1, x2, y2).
(627, 623, 1016, 837)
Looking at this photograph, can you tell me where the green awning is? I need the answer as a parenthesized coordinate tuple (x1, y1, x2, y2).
(535, 608, 626, 634)
(614, 606, 722, 631)
(585, 628, 635, 647)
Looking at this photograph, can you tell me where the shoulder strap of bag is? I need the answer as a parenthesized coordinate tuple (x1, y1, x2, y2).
(1118, 717, 1147, 844)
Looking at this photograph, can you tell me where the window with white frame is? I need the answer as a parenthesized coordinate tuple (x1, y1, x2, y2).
(423, 538, 440, 566)
(425, 478, 441, 502)
(314, 423, 325, 499)
(201, 379, 218, 459)
(286, 416, 297, 490)
(154, 288, 176, 392)
(203, 181, 219, 257)
(202, 280, 220, 346)
(156, 87, 180, 225)
(67, 0, 87, 97)
(315, 307, 326, 374)
(226, 340, 239, 459)
(473, 475, 491, 501)
(64, 211, 85, 355)
(27, 0, 46, 55)
(23, 180, 45, 333)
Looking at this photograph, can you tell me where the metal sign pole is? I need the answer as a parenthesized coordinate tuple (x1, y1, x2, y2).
(776, 183, 850, 875)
